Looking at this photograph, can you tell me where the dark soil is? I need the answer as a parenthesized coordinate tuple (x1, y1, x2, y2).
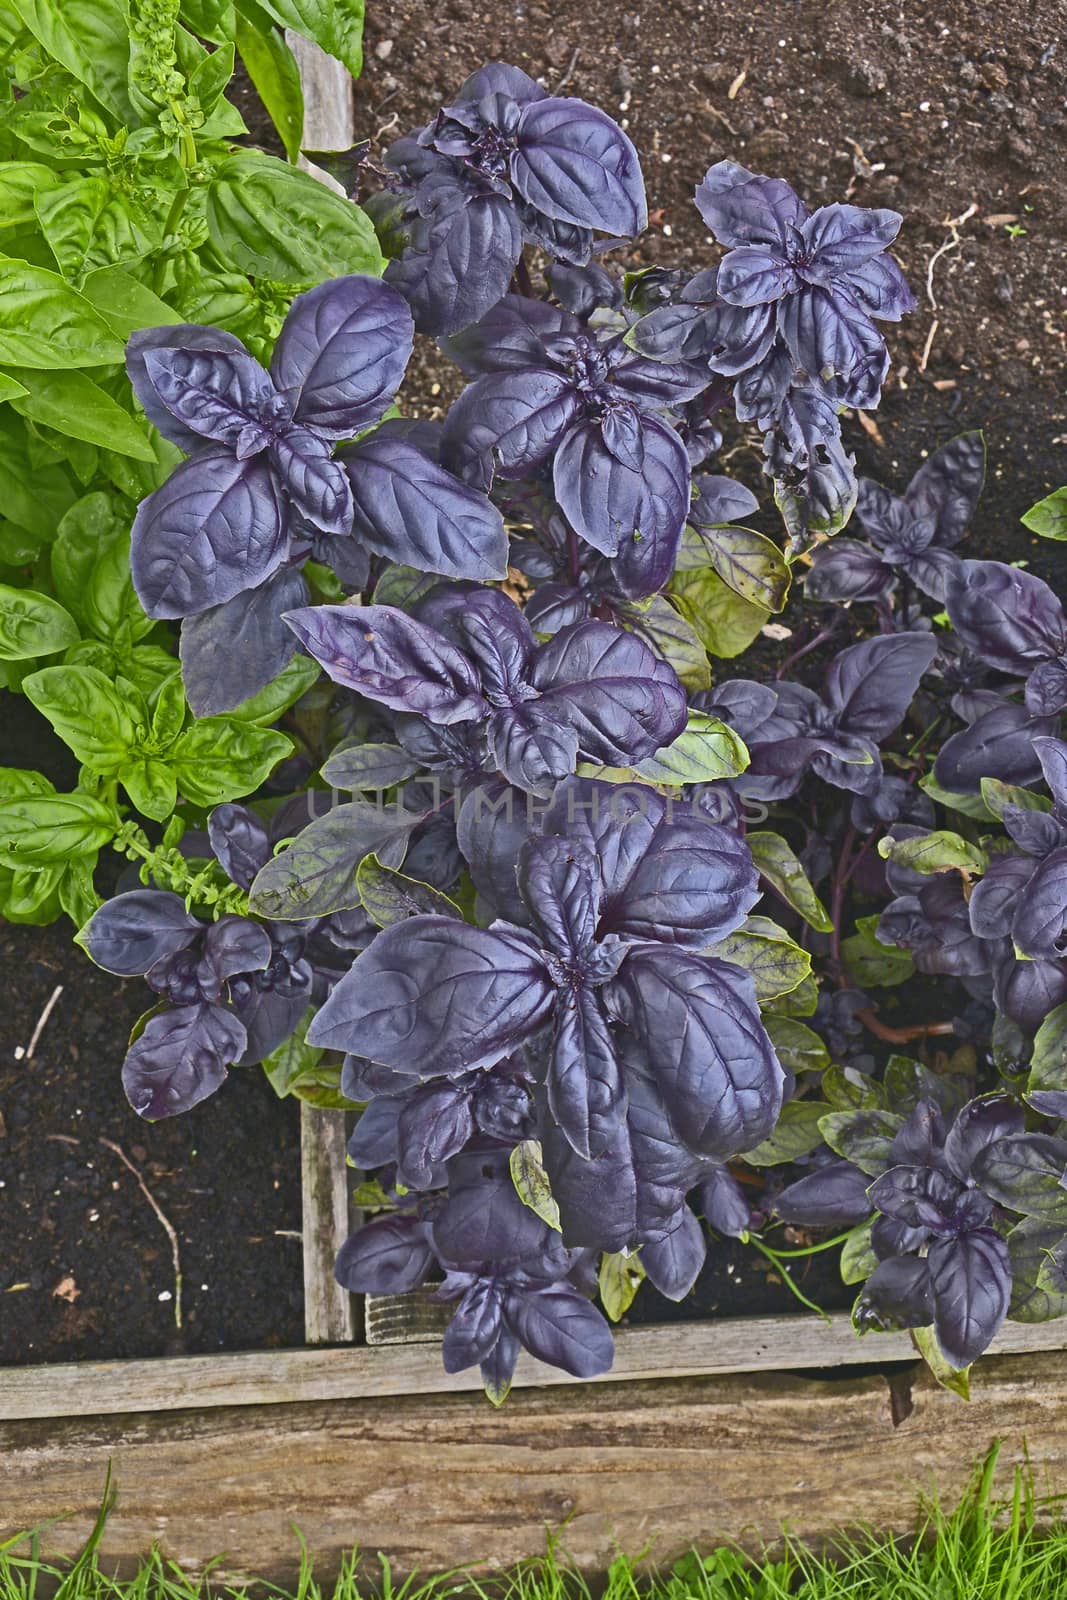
(0, 913, 304, 1364)
(6, 1, 1067, 1364)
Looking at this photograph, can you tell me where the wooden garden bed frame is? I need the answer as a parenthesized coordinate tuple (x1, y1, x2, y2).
(4, 53, 1067, 1587)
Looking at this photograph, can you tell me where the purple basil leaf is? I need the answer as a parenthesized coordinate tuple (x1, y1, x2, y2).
(842, 253, 915, 320)
(306, 915, 554, 1070)
(1036, 737, 1067, 811)
(503, 1283, 615, 1376)
(1026, 660, 1067, 717)
(531, 622, 687, 767)
(207, 804, 272, 890)
(778, 285, 889, 410)
(519, 835, 601, 955)
(488, 701, 579, 793)
(824, 632, 937, 739)
(855, 1254, 932, 1331)
(695, 163, 807, 249)
(126, 325, 251, 451)
(801, 203, 902, 275)
(284, 604, 486, 722)
(441, 368, 581, 487)
(440, 294, 575, 375)
(269, 429, 353, 534)
(235, 985, 310, 1068)
(944, 1095, 1026, 1183)
(335, 1214, 434, 1294)
(946, 560, 1067, 674)
(511, 97, 645, 235)
(929, 1228, 1011, 1367)
(642, 1205, 706, 1300)
(553, 414, 689, 564)
(971, 1133, 1067, 1216)
(342, 435, 508, 580)
(935, 704, 1057, 793)
(179, 565, 310, 717)
(122, 1002, 246, 1119)
(140, 345, 279, 452)
(548, 986, 626, 1160)
(1002, 805, 1065, 858)
(80, 890, 200, 976)
(455, 61, 548, 104)
(776, 1159, 875, 1225)
(436, 1147, 562, 1270)
(385, 195, 524, 337)
(605, 948, 783, 1158)
(905, 546, 961, 604)
(543, 1118, 637, 1250)
(967, 855, 1037, 941)
(1013, 848, 1067, 960)
(131, 449, 288, 620)
(398, 1082, 475, 1187)
(456, 781, 540, 923)
(270, 275, 414, 436)
(906, 431, 985, 547)
(689, 473, 760, 526)
(805, 539, 893, 603)
(197, 916, 271, 999)
(995, 953, 1067, 1035)
(699, 1166, 751, 1237)
(867, 1165, 961, 1231)
(442, 1280, 505, 1373)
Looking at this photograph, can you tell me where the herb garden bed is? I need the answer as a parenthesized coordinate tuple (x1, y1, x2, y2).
(4, 0, 1067, 1589)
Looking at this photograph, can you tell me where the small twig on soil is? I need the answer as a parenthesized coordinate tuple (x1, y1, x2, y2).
(14, 984, 64, 1061)
(917, 316, 939, 375)
(100, 1138, 183, 1330)
(274, 1229, 303, 1239)
(554, 47, 580, 93)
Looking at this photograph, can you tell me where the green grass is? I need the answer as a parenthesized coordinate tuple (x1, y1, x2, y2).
(2, 1445, 1067, 1600)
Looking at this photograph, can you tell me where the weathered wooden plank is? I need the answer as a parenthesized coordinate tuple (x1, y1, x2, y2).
(4, 1313, 1067, 1423)
(300, 1106, 356, 1344)
(286, 32, 354, 150)
(3, 1353, 1067, 1586)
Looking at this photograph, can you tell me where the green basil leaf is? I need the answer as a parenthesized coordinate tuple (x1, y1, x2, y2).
(253, 0, 364, 77)
(821, 1063, 887, 1111)
(980, 777, 1052, 822)
(1021, 486, 1067, 543)
(170, 716, 292, 805)
(740, 1099, 829, 1166)
(841, 914, 915, 989)
(234, 10, 304, 162)
(0, 412, 79, 539)
(79, 266, 182, 341)
(119, 643, 181, 698)
(8, 0, 136, 123)
(261, 1007, 354, 1107)
(8, 367, 155, 461)
(34, 177, 162, 286)
(679, 522, 791, 612)
(187, 40, 235, 116)
(59, 853, 103, 926)
(23, 664, 142, 771)
(0, 860, 65, 922)
(910, 1325, 970, 1395)
(50, 491, 125, 623)
(84, 529, 155, 642)
(634, 710, 750, 785)
(762, 1016, 830, 1074)
(181, 0, 237, 43)
(747, 830, 833, 932)
(0, 163, 60, 231)
(119, 755, 178, 820)
(761, 971, 819, 1018)
(598, 1250, 645, 1323)
(206, 151, 382, 283)
(0, 256, 124, 368)
(704, 914, 812, 1002)
(0, 791, 117, 863)
(0, 373, 29, 404)
(509, 1139, 562, 1232)
(0, 766, 55, 798)
(818, 1108, 904, 1177)
(1028, 1001, 1067, 1101)
(918, 771, 995, 821)
(669, 564, 770, 658)
(0, 585, 80, 660)
(356, 852, 462, 928)
(219, 651, 321, 725)
(839, 1219, 878, 1286)
(148, 671, 186, 748)
(620, 593, 711, 693)
(877, 829, 988, 876)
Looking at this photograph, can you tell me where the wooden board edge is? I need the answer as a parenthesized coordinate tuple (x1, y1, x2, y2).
(4, 1312, 1067, 1422)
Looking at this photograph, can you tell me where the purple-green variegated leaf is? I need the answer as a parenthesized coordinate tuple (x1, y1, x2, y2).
(306, 915, 554, 1071)
(122, 1001, 246, 1120)
(131, 449, 288, 620)
(270, 275, 414, 437)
